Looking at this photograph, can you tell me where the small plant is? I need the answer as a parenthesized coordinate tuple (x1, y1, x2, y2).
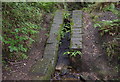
(60, 11, 71, 39)
(64, 50, 82, 57)
(94, 19, 120, 36)
(102, 37, 119, 58)
(93, 3, 120, 61)
(63, 11, 70, 19)
(60, 23, 71, 38)
(103, 3, 119, 15)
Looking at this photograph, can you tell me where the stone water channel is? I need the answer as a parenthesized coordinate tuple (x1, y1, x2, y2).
(29, 10, 83, 80)
(29, 10, 119, 80)
(51, 10, 83, 80)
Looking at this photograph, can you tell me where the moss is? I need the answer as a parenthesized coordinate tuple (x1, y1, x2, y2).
(29, 43, 59, 80)
(56, 24, 63, 41)
(37, 57, 58, 80)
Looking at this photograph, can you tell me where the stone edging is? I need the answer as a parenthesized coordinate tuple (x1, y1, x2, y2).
(70, 10, 83, 50)
(28, 10, 64, 80)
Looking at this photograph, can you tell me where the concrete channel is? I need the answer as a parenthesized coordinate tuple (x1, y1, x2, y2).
(29, 10, 83, 80)
(29, 10, 64, 80)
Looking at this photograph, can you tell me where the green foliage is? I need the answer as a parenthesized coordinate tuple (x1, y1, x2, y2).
(104, 3, 119, 15)
(93, 3, 120, 61)
(64, 50, 82, 57)
(60, 23, 71, 38)
(103, 39, 119, 57)
(29, 2, 57, 13)
(60, 11, 71, 39)
(94, 19, 120, 36)
(2, 2, 57, 61)
(82, 3, 95, 12)
(63, 11, 70, 19)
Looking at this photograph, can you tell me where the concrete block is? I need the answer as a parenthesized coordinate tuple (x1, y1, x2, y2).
(72, 10, 82, 27)
(29, 58, 51, 76)
(70, 10, 83, 50)
(29, 10, 63, 80)
(71, 33, 82, 38)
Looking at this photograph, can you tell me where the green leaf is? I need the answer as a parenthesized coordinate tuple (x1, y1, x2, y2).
(15, 29, 19, 32)
(110, 3, 115, 10)
(94, 23, 101, 28)
(104, 30, 109, 32)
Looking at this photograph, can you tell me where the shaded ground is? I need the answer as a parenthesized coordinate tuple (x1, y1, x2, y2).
(2, 14, 53, 80)
(81, 11, 118, 80)
(52, 11, 119, 80)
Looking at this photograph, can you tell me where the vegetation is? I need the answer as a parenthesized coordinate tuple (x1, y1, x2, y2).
(93, 3, 120, 59)
(2, 2, 119, 63)
(94, 19, 120, 36)
(60, 11, 71, 39)
(2, 2, 58, 62)
(64, 50, 82, 57)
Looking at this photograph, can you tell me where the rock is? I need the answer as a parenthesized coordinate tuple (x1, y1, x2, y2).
(55, 63, 65, 71)
(80, 72, 100, 80)
(60, 68, 69, 76)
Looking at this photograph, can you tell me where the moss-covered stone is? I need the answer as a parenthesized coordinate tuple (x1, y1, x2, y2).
(29, 10, 64, 80)
(70, 10, 83, 50)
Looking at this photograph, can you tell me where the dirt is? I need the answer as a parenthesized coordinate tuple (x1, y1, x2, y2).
(81, 11, 119, 80)
(2, 14, 53, 80)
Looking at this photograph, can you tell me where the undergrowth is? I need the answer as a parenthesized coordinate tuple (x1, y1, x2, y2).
(93, 3, 120, 60)
(2, 2, 58, 62)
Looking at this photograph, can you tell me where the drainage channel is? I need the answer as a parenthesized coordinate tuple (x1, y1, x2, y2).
(51, 11, 82, 81)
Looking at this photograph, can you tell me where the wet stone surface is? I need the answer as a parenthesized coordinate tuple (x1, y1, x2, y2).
(55, 32, 70, 71)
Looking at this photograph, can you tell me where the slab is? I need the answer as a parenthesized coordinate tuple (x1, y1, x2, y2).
(29, 10, 63, 80)
(29, 58, 51, 76)
(72, 10, 82, 27)
(70, 10, 83, 50)
(47, 10, 63, 43)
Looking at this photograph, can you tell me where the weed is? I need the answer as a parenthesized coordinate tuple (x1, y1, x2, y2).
(94, 19, 120, 36)
(64, 50, 82, 57)
(60, 11, 71, 39)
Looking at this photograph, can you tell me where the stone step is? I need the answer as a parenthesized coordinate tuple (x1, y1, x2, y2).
(70, 10, 83, 50)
